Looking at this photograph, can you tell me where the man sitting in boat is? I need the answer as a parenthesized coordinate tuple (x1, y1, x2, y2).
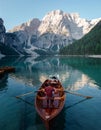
(43, 82, 56, 107)
(37, 76, 63, 107)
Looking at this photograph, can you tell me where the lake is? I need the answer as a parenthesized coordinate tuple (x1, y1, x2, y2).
(0, 56, 101, 130)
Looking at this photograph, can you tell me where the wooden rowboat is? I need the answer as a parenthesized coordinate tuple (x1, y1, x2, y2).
(0, 66, 15, 79)
(35, 77, 66, 130)
(0, 66, 15, 73)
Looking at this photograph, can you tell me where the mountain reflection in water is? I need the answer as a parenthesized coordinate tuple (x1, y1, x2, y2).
(0, 56, 100, 90)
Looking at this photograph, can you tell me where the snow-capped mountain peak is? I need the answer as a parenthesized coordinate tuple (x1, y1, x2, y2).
(0, 10, 101, 56)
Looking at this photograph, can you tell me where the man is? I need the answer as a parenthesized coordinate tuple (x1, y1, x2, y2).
(44, 83, 56, 107)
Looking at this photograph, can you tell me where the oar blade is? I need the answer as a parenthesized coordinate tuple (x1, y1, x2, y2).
(86, 96, 93, 99)
(16, 96, 20, 99)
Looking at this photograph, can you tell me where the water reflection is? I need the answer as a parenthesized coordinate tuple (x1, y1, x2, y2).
(50, 108, 66, 130)
(0, 56, 101, 90)
(60, 57, 101, 88)
(0, 56, 101, 130)
(0, 74, 8, 92)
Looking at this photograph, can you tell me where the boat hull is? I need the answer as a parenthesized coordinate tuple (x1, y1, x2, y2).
(35, 78, 66, 130)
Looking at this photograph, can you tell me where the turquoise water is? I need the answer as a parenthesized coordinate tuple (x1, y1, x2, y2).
(0, 56, 101, 130)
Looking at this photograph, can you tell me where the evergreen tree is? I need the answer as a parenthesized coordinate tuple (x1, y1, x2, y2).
(60, 21, 101, 55)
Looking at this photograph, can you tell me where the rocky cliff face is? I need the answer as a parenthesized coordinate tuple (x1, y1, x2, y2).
(0, 18, 6, 43)
(9, 18, 40, 44)
(36, 10, 101, 51)
(38, 10, 85, 39)
(8, 18, 41, 55)
(0, 10, 101, 56)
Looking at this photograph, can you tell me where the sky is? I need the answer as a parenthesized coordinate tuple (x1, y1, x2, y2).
(0, 0, 101, 31)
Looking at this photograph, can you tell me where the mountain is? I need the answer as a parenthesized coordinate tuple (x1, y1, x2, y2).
(60, 20, 101, 55)
(0, 18, 5, 43)
(0, 10, 101, 56)
(0, 18, 21, 56)
(0, 18, 42, 56)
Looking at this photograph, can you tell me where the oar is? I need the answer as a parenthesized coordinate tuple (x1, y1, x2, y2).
(16, 96, 34, 106)
(65, 98, 87, 110)
(16, 91, 38, 98)
(15, 89, 92, 99)
(64, 90, 93, 99)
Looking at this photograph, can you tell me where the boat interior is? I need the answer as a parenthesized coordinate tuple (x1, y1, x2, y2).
(36, 79, 65, 109)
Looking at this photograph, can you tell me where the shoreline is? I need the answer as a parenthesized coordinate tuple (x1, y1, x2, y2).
(87, 55, 101, 58)
(58, 55, 101, 58)
(0, 54, 101, 58)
